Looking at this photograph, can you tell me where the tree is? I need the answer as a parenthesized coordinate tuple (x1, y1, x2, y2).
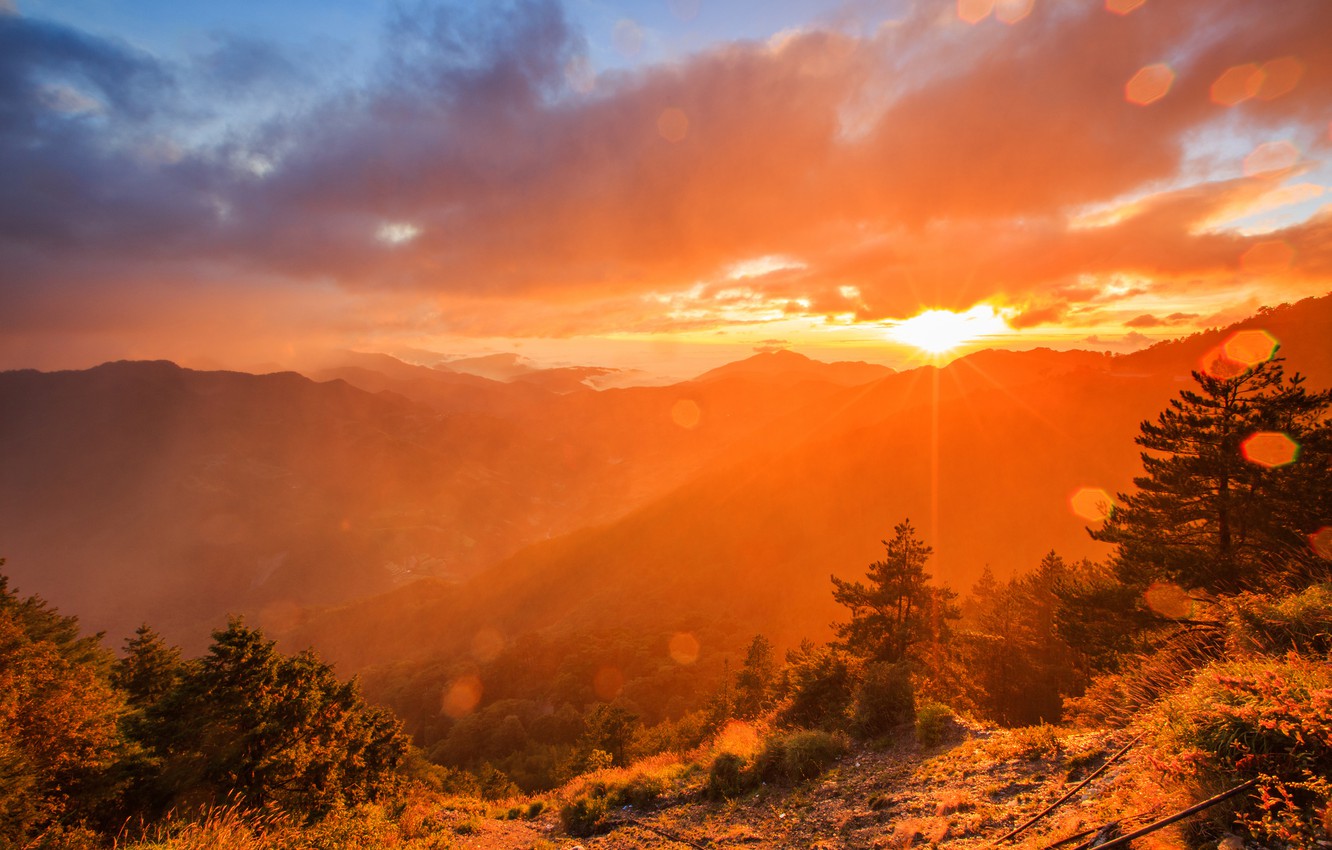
(580, 704, 637, 767)
(1092, 354, 1332, 593)
(0, 569, 123, 842)
(831, 520, 957, 664)
(141, 619, 407, 817)
(963, 553, 1084, 725)
(115, 625, 183, 709)
(733, 635, 775, 719)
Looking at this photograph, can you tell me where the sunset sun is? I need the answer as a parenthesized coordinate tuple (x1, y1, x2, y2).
(886, 305, 1012, 355)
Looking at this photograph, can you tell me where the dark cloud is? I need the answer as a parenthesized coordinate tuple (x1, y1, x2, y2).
(1, 0, 1331, 356)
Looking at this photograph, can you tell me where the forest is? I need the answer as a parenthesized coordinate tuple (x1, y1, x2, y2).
(2, 346, 1330, 848)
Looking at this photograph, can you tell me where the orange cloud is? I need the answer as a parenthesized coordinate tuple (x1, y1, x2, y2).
(2, 0, 1331, 366)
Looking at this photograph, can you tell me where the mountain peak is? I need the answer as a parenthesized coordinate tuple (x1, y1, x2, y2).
(693, 349, 893, 387)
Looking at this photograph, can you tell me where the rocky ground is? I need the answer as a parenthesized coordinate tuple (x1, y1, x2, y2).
(426, 722, 1225, 850)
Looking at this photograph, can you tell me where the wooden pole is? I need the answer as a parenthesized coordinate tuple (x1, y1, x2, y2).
(994, 732, 1144, 845)
(1087, 778, 1259, 850)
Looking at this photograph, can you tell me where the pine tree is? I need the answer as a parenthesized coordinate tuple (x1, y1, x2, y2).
(1091, 354, 1332, 593)
(733, 635, 775, 719)
(831, 519, 957, 664)
(115, 625, 183, 709)
(142, 618, 407, 816)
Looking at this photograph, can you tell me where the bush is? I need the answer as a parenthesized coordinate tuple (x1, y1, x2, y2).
(1226, 585, 1332, 658)
(559, 795, 608, 838)
(774, 643, 854, 730)
(755, 730, 846, 783)
(705, 752, 751, 800)
(989, 724, 1062, 761)
(603, 772, 665, 809)
(915, 703, 955, 748)
(1159, 654, 1332, 847)
(852, 662, 915, 738)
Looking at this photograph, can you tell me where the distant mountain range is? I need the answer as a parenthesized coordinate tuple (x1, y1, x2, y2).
(2, 294, 1330, 663)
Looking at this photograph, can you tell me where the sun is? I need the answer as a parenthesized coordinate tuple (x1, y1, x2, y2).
(886, 305, 1011, 355)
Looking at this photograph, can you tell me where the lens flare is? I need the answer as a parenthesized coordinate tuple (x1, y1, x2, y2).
(1125, 63, 1174, 105)
(668, 632, 700, 664)
(442, 675, 483, 718)
(1070, 487, 1115, 522)
(1223, 329, 1278, 366)
(1242, 432, 1299, 468)
(671, 398, 702, 429)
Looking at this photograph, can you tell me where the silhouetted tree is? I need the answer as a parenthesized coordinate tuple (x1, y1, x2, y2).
(1092, 354, 1332, 592)
(964, 553, 1083, 725)
(115, 625, 183, 709)
(580, 704, 637, 767)
(734, 634, 775, 719)
(831, 520, 958, 664)
(773, 640, 854, 729)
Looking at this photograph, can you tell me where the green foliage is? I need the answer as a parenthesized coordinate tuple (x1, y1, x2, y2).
(831, 520, 959, 665)
(705, 751, 751, 800)
(773, 640, 854, 730)
(851, 661, 914, 738)
(963, 554, 1086, 725)
(754, 729, 846, 783)
(1225, 584, 1332, 657)
(0, 575, 124, 843)
(559, 794, 608, 837)
(136, 619, 407, 818)
(914, 703, 956, 748)
(580, 704, 638, 768)
(1159, 654, 1332, 846)
(1052, 559, 1152, 675)
(1092, 355, 1332, 594)
(116, 625, 185, 709)
(603, 771, 666, 809)
(734, 634, 776, 719)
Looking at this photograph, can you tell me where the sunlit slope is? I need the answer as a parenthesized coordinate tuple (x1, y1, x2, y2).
(0, 353, 876, 650)
(287, 294, 1332, 670)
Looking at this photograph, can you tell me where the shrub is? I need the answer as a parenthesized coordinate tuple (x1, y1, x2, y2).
(774, 643, 854, 730)
(990, 724, 1062, 761)
(1225, 585, 1332, 658)
(559, 795, 608, 838)
(915, 703, 955, 748)
(705, 752, 751, 800)
(1158, 654, 1332, 846)
(525, 799, 546, 819)
(755, 730, 846, 783)
(852, 662, 915, 738)
(604, 772, 665, 809)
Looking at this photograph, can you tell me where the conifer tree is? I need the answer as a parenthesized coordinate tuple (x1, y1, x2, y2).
(115, 625, 183, 709)
(142, 618, 407, 816)
(1092, 354, 1332, 592)
(733, 635, 775, 719)
(831, 520, 957, 664)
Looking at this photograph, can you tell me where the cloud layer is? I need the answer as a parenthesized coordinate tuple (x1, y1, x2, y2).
(2, 0, 1330, 367)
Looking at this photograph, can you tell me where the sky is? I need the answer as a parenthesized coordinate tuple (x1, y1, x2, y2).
(1, 0, 1330, 378)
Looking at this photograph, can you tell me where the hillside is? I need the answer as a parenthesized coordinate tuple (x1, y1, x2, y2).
(0, 352, 877, 648)
(284, 295, 1332, 671)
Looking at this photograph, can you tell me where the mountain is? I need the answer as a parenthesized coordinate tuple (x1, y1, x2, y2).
(693, 349, 896, 386)
(4, 295, 1328, 662)
(0, 353, 888, 649)
(283, 294, 1332, 670)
